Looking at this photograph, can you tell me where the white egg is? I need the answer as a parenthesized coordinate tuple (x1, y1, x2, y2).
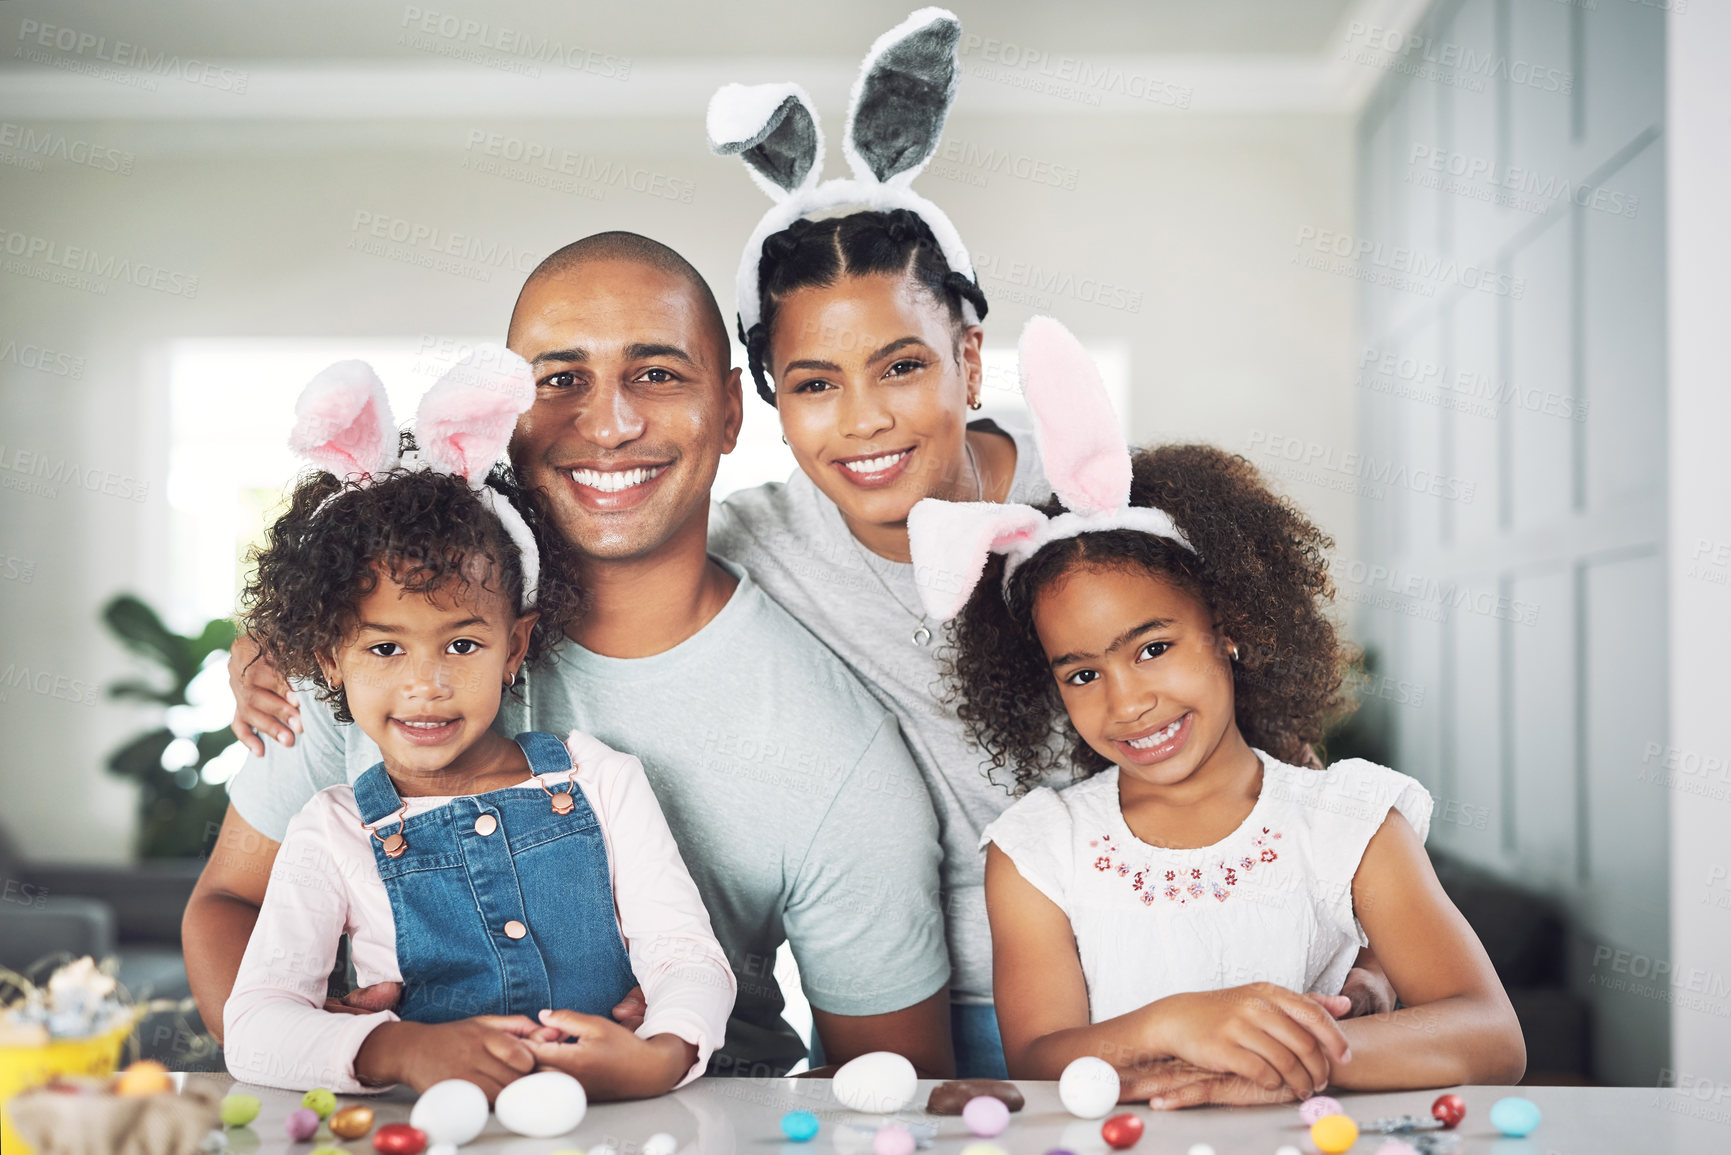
(409, 1078, 490, 1145)
(642, 1133, 677, 1155)
(494, 1070, 588, 1138)
(832, 1051, 918, 1114)
(1057, 1056, 1120, 1119)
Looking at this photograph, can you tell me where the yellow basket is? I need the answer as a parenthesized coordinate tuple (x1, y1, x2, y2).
(0, 1016, 138, 1155)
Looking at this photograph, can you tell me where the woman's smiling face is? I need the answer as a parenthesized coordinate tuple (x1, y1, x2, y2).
(768, 271, 983, 540)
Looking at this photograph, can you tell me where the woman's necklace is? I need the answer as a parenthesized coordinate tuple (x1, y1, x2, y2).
(850, 439, 984, 647)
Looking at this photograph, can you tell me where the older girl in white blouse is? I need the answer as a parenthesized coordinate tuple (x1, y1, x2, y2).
(910, 318, 1524, 1106)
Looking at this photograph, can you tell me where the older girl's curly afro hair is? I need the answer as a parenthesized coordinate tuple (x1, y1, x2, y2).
(946, 442, 1357, 795)
(240, 450, 582, 724)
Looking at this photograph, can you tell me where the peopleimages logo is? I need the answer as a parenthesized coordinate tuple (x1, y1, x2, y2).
(0, 227, 200, 298)
(970, 252, 1143, 313)
(0, 122, 135, 176)
(1408, 144, 1639, 219)
(15, 19, 249, 93)
(0, 443, 149, 502)
(399, 7, 631, 80)
(959, 33, 1192, 108)
(933, 138, 1080, 190)
(1293, 227, 1525, 299)
(1340, 22, 1573, 95)
(0, 338, 85, 379)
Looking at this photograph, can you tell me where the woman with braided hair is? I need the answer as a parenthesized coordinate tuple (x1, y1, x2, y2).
(706, 10, 1398, 1080)
(710, 204, 1045, 1078)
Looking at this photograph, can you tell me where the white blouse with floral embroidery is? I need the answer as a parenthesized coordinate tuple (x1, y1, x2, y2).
(979, 749, 1432, 1024)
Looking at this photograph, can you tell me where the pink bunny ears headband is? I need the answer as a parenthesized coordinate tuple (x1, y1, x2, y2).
(908, 316, 1196, 622)
(287, 344, 541, 609)
(707, 7, 980, 337)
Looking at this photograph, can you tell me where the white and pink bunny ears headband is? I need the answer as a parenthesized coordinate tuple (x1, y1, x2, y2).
(287, 344, 542, 609)
(908, 317, 1196, 622)
(707, 7, 981, 338)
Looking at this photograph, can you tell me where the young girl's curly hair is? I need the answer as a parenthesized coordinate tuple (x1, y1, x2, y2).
(240, 450, 582, 723)
(947, 443, 1357, 794)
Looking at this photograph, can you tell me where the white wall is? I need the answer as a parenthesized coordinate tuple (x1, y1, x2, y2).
(1667, 0, 1731, 1089)
(1353, 0, 1669, 1085)
(0, 108, 1356, 862)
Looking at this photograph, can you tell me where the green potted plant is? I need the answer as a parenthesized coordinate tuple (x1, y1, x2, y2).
(101, 595, 239, 859)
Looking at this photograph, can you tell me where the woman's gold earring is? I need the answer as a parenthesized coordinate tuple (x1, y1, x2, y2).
(969, 396, 983, 411)
(1229, 644, 1241, 662)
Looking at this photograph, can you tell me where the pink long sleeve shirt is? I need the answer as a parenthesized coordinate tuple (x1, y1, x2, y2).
(223, 729, 736, 1093)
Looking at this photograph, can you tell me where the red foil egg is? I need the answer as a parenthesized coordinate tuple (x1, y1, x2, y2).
(1101, 1112, 1145, 1149)
(1432, 1093, 1467, 1129)
(372, 1123, 428, 1155)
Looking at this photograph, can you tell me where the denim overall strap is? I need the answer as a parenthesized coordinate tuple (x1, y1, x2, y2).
(515, 730, 578, 812)
(352, 762, 406, 828)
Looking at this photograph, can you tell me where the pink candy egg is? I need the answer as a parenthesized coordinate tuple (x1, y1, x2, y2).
(1298, 1096, 1343, 1125)
(284, 1107, 321, 1141)
(962, 1095, 1011, 1138)
(872, 1125, 916, 1155)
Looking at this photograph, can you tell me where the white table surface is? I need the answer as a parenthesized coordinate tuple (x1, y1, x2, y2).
(177, 1074, 1726, 1155)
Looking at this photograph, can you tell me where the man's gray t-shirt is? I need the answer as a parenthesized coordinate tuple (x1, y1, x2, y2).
(227, 562, 949, 1077)
(709, 421, 1054, 1007)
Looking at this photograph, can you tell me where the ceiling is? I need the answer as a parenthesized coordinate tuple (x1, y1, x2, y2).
(1, 0, 1363, 62)
(0, 0, 1432, 119)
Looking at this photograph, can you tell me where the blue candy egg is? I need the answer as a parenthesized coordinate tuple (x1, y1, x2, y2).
(1488, 1096, 1541, 1137)
(781, 1110, 821, 1142)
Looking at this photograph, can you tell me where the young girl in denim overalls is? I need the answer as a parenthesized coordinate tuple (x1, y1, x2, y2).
(222, 350, 734, 1100)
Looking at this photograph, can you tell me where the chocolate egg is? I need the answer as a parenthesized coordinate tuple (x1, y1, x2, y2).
(330, 1104, 375, 1139)
(494, 1070, 586, 1138)
(926, 1080, 1025, 1115)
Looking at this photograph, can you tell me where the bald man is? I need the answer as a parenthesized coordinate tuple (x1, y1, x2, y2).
(192, 233, 955, 1087)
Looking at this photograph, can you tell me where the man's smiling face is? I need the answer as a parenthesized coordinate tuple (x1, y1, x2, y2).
(507, 257, 742, 562)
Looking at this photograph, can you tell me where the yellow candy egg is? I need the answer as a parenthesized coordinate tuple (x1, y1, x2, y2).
(113, 1061, 174, 1097)
(1309, 1112, 1359, 1154)
(329, 1104, 375, 1139)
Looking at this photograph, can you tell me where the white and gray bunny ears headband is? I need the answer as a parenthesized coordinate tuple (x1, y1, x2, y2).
(288, 344, 541, 609)
(707, 6, 981, 337)
(908, 317, 1196, 621)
